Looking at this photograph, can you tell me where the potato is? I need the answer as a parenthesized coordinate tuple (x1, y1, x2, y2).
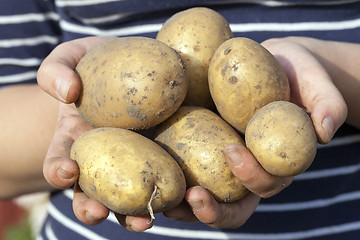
(156, 7, 233, 109)
(70, 127, 186, 218)
(245, 101, 317, 177)
(155, 106, 248, 202)
(208, 37, 290, 133)
(75, 37, 188, 130)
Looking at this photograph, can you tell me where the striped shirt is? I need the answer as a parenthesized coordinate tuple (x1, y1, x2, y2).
(1, 0, 360, 239)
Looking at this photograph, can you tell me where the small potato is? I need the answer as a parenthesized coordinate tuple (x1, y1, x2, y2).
(208, 37, 290, 133)
(75, 37, 188, 130)
(155, 106, 248, 203)
(156, 7, 233, 109)
(70, 128, 186, 218)
(245, 101, 317, 177)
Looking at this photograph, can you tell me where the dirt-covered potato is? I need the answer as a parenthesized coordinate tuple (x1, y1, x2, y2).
(155, 106, 248, 203)
(156, 7, 233, 109)
(75, 37, 188, 130)
(245, 101, 317, 177)
(70, 127, 186, 218)
(208, 37, 290, 133)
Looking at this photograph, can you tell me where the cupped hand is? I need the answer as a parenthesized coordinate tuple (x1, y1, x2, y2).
(164, 142, 291, 229)
(165, 37, 348, 229)
(38, 36, 154, 232)
(38, 36, 348, 231)
(262, 37, 348, 144)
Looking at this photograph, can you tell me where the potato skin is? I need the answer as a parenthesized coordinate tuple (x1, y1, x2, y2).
(75, 37, 188, 130)
(208, 37, 290, 133)
(156, 7, 233, 109)
(155, 106, 248, 203)
(70, 128, 186, 216)
(245, 101, 317, 177)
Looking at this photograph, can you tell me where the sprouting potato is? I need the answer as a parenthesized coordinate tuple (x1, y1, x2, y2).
(70, 127, 186, 219)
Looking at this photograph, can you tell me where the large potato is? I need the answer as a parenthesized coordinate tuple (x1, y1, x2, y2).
(75, 37, 188, 130)
(156, 7, 233, 109)
(245, 101, 317, 177)
(70, 127, 186, 218)
(155, 106, 248, 203)
(208, 37, 290, 133)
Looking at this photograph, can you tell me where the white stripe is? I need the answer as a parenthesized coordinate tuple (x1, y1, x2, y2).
(257, 190, 360, 212)
(47, 201, 109, 240)
(0, 71, 37, 84)
(63, 185, 360, 239)
(67, 195, 360, 240)
(54, 0, 359, 25)
(296, 163, 360, 181)
(208, 0, 290, 7)
(55, 0, 124, 7)
(76, 12, 134, 24)
(230, 18, 360, 32)
(55, 0, 360, 7)
(0, 36, 59, 48)
(0, 12, 59, 24)
(45, 222, 59, 240)
(145, 221, 360, 240)
(318, 134, 360, 149)
(0, 58, 42, 66)
(59, 20, 161, 36)
(63, 188, 73, 199)
(209, 0, 360, 7)
(59, 17, 360, 37)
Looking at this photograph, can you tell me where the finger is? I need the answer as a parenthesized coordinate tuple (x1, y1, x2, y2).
(224, 143, 293, 198)
(115, 214, 154, 232)
(43, 155, 79, 189)
(163, 200, 198, 222)
(37, 36, 115, 103)
(43, 103, 92, 189)
(185, 186, 260, 229)
(72, 183, 109, 225)
(262, 39, 348, 144)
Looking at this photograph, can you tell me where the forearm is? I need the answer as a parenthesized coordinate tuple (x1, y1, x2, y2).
(0, 84, 58, 199)
(282, 37, 360, 128)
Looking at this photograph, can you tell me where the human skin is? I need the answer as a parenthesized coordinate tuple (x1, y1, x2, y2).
(0, 84, 58, 198)
(2, 36, 356, 231)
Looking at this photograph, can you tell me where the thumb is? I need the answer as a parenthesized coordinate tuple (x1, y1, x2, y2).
(37, 36, 114, 103)
(310, 91, 347, 144)
(262, 39, 347, 144)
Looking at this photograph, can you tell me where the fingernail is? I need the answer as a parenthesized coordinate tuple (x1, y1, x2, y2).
(188, 199, 204, 212)
(57, 167, 74, 180)
(129, 225, 140, 232)
(55, 79, 71, 103)
(85, 211, 103, 222)
(224, 148, 243, 168)
(322, 116, 334, 142)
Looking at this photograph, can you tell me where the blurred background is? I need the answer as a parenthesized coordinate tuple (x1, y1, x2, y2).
(0, 193, 48, 240)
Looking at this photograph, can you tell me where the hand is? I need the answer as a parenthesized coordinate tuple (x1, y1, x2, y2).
(38, 36, 348, 230)
(262, 37, 348, 144)
(38, 36, 155, 232)
(164, 37, 348, 228)
(163, 142, 291, 229)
